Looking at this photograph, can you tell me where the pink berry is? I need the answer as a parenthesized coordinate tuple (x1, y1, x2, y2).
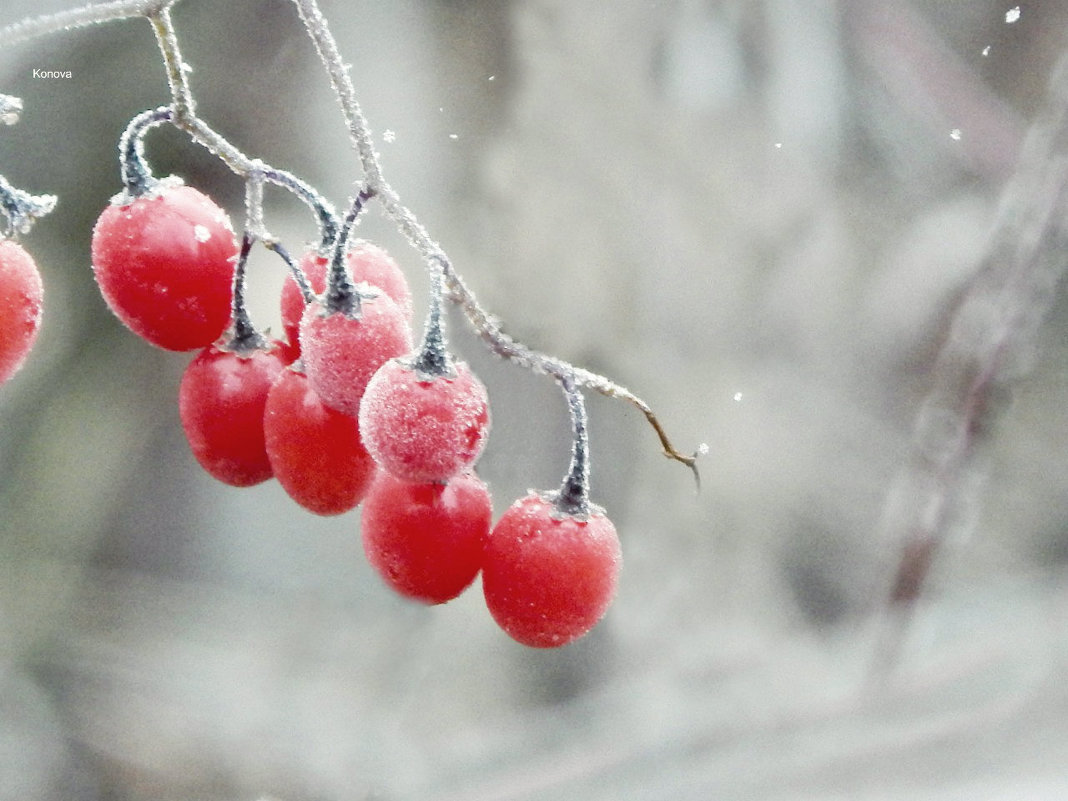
(179, 343, 286, 486)
(264, 366, 376, 515)
(0, 239, 43, 385)
(359, 358, 490, 484)
(91, 183, 237, 351)
(482, 493, 621, 648)
(361, 471, 492, 604)
(280, 241, 413, 351)
(298, 294, 412, 416)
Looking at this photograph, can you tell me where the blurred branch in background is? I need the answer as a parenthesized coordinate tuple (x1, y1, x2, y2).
(873, 23, 1068, 671)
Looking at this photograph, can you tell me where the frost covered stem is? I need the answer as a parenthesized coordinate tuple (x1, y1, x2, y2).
(554, 374, 591, 518)
(290, 0, 382, 188)
(119, 106, 172, 197)
(0, 0, 175, 48)
(226, 232, 268, 353)
(261, 168, 338, 249)
(444, 262, 702, 482)
(323, 188, 374, 315)
(267, 240, 314, 304)
(0, 94, 22, 125)
(0, 175, 56, 236)
(147, 7, 193, 118)
(411, 256, 452, 377)
(291, 0, 700, 478)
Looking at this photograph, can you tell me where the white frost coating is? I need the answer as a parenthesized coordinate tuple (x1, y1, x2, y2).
(1005, 6, 1020, 23)
(359, 360, 490, 483)
(193, 224, 211, 243)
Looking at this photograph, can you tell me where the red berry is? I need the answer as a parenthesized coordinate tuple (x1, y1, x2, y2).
(91, 182, 237, 351)
(359, 359, 490, 483)
(361, 471, 492, 604)
(482, 493, 621, 648)
(0, 239, 43, 386)
(264, 366, 376, 515)
(299, 294, 412, 415)
(280, 241, 413, 351)
(179, 343, 286, 486)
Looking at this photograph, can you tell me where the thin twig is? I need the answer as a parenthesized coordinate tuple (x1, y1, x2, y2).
(290, 0, 699, 475)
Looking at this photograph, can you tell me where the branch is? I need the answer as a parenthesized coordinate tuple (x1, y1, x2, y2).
(872, 44, 1068, 669)
(290, 0, 701, 476)
(0, 0, 174, 48)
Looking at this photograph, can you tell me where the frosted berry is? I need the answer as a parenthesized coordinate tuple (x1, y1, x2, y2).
(299, 294, 412, 415)
(280, 240, 412, 350)
(179, 343, 286, 486)
(0, 239, 43, 385)
(361, 471, 492, 604)
(91, 182, 237, 351)
(359, 358, 490, 484)
(482, 493, 621, 648)
(264, 366, 376, 515)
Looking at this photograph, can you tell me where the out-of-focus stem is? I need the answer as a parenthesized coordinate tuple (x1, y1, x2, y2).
(873, 45, 1068, 673)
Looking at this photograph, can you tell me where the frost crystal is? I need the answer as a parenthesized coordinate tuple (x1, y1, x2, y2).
(1005, 6, 1020, 23)
(194, 224, 211, 243)
(950, 128, 962, 141)
(982, 45, 991, 56)
(382, 129, 396, 143)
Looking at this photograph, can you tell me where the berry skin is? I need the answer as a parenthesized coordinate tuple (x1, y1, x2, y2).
(299, 294, 412, 416)
(91, 182, 237, 351)
(482, 493, 621, 648)
(264, 366, 376, 515)
(179, 343, 286, 487)
(0, 239, 43, 386)
(280, 241, 413, 350)
(359, 359, 490, 484)
(361, 471, 492, 604)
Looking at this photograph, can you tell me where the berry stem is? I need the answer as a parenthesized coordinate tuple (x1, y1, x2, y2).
(0, 174, 56, 236)
(553, 373, 591, 518)
(266, 240, 314, 304)
(410, 255, 452, 378)
(260, 167, 338, 250)
(119, 105, 172, 198)
(322, 187, 374, 315)
(226, 231, 268, 353)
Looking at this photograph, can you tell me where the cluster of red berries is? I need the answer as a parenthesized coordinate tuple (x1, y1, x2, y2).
(89, 176, 621, 648)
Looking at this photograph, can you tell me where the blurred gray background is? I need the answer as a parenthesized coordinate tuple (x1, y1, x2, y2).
(2, 1, 1068, 799)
